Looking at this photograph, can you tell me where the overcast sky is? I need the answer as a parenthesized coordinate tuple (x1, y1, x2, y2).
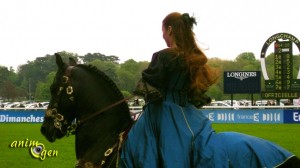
(1, 0, 299, 70)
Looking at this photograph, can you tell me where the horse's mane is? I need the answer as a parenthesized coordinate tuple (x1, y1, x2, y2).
(76, 64, 130, 113)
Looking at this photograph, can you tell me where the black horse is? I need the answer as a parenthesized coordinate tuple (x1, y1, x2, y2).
(41, 53, 134, 168)
(41, 54, 300, 168)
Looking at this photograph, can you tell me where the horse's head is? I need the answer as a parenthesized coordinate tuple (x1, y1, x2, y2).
(41, 53, 134, 167)
(41, 53, 77, 142)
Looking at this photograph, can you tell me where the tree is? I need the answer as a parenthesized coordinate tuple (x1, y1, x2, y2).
(35, 72, 56, 101)
(80, 53, 120, 64)
(17, 51, 77, 99)
(0, 66, 10, 86)
(117, 59, 148, 92)
(234, 52, 260, 71)
(117, 70, 136, 92)
(3, 49, 287, 102)
(0, 81, 18, 101)
(235, 52, 256, 62)
(0, 66, 24, 100)
(89, 59, 119, 85)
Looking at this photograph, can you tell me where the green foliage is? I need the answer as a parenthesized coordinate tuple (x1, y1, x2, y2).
(234, 52, 256, 62)
(80, 53, 120, 64)
(89, 59, 119, 84)
(0, 50, 299, 102)
(117, 59, 145, 92)
(117, 70, 136, 92)
(34, 72, 55, 101)
(0, 67, 21, 101)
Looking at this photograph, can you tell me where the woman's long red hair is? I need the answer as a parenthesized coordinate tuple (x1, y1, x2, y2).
(163, 12, 218, 92)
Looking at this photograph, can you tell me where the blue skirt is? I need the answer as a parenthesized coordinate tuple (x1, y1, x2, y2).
(119, 101, 293, 168)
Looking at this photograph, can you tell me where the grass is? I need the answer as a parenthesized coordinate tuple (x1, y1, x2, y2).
(0, 123, 76, 168)
(0, 123, 299, 167)
(212, 123, 300, 157)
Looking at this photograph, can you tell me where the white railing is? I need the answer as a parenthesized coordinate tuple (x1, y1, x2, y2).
(0, 107, 46, 110)
(2, 105, 300, 111)
(202, 105, 300, 109)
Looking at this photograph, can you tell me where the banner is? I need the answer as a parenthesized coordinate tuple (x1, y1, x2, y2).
(0, 110, 45, 123)
(283, 110, 300, 123)
(201, 109, 283, 123)
(1, 109, 299, 124)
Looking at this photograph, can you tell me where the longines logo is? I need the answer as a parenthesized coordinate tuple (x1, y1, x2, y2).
(226, 72, 257, 81)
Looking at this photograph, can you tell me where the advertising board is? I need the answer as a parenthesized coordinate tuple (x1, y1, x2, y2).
(201, 109, 283, 123)
(0, 110, 45, 123)
(224, 71, 261, 94)
(283, 110, 300, 123)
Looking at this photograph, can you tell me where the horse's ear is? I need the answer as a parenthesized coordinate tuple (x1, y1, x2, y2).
(55, 53, 64, 69)
(69, 57, 77, 66)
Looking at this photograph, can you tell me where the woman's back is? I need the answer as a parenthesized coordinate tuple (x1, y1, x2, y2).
(142, 50, 191, 106)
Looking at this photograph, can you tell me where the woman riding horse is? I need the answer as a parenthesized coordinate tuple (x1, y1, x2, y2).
(118, 12, 300, 168)
(41, 12, 300, 168)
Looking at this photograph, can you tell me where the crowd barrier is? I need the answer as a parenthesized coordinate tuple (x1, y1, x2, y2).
(0, 108, 299, 124)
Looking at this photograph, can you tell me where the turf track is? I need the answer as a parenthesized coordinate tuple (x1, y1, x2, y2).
(0, 123, 299, 167)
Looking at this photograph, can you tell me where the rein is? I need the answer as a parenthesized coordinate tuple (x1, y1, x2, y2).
(66, 95, 134, 136)
(70, 95, 134, 168)
(61, 65, 134, 136)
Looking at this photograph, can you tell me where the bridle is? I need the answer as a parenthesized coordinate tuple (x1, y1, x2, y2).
(45, 65, 134, 167)
(45, 66, 75, 134)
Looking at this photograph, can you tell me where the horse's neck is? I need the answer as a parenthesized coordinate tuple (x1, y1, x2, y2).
(73, 70, 132, 166)
(75, 80, 114, 118)
(74, 99, 131, 167)
(75, 113, 120, 166)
